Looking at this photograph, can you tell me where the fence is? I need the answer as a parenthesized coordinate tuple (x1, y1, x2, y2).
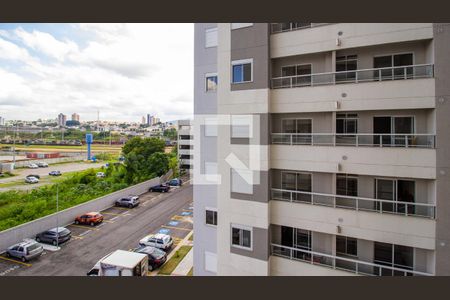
(0, 170, 172, 252)
(12, 155, 86, 168)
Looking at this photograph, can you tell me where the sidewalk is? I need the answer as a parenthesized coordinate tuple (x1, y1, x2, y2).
(171, 247, 193, 276)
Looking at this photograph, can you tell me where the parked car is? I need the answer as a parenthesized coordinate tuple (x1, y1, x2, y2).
(75, 212, 104, 226)
(25, 176, 39, 184)
(96, 172, 105, 178)
(132, 245, 167, 271)
(168, 178, 182, 186)
(49, 170, 62, 176)
(6, 240, 44, 262)
(27, 163, 39, 169)
(26, 174, 40, 179)
(35, 227, 71, 246)
(149, 183, 170, 193)
(139, 233, 173, 251)
(115, 196, 140, 208)
(37, 162, 48, 168)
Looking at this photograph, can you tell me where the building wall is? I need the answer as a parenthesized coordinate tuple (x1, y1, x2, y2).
(433, 23, 450, 275)
(193, 23, 218, 276)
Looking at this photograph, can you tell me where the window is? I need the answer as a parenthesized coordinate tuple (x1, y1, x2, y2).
(205, 27, 218, 48)
(277, 23, 312, 32)
(336, 55, 358, 82)
(231, 224, 252, 250)
(231, 168, 253, 194)
(232, 59, 253, 83)
(375, 179, 415, 214)
(231, 23, 253, 30)
(374, 242, 414, 275)
(336, 235, 358, 256)
(373, 116, 414, 146)
(205, 208, 217, 226)
(336, 174, 358, 197)
(373, 53, 413, 80)
(281, 171, 312, 203)
(231, 115, 251, 138)
(281, 118, 312, 144)
(281, 64, 312, 86)
(205, 73, 218, 92)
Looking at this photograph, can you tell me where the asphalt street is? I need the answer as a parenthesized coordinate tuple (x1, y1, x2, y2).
(0, 181, 193, 276)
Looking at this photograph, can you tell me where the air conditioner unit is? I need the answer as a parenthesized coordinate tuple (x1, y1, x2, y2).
(334, 101, 340, 109)
(336, 37, 341, 46)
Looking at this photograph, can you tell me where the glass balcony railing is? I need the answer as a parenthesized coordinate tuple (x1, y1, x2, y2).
(271, 244, 433, 276)
(271, 133, 436, 149)
(271, 64, 434, 89)
(271, 188, 436, 219)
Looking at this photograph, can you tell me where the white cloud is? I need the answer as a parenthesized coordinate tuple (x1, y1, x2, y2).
(0, 24, 194, 122)
(15, 27, 79, 62)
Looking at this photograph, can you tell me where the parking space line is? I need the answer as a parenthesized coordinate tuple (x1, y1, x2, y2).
(71, 235, 84, 240)
(109, 216, 120, 222)
(78, 230, 92, 237)
(69, 224, 100, 231)
(0, 256, 32, 267)
(113, 207, 132, 210)
(161, 225, 192, 232)
(101, 212, 122, 216)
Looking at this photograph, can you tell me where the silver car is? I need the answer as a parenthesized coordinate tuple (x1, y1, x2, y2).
(6, 240, 44, 262)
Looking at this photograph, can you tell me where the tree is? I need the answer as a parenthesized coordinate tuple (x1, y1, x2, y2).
(122, 137, 167, 183)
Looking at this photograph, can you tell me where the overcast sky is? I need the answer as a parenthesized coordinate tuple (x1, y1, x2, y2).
(0, 23, 194, 123)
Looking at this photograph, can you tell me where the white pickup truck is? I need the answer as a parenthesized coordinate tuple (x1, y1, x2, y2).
(88, 250, 148, 276)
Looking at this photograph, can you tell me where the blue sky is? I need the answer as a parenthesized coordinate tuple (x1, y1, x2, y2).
(0, 23, 194, 122)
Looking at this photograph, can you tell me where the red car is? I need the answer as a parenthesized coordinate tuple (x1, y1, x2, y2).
(74, 212, 104, 226)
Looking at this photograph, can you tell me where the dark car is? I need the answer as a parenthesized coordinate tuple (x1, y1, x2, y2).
(35, 227, 71, 246)
(49, 170, 62, 176)
(115, 196, 140, 208)
(168, 178, 182, 186)
(132, 245, 167, 271)
(149, 184, 170, 193)
(26, 174, 41, 179)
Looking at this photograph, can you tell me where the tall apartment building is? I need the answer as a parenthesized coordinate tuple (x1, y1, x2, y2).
(71, 113, 80, 122)
(178, 119, 194, 175)
(0, 116, 5, 126)
(57, 113, 67, 127)
(193, 23, 450, 276)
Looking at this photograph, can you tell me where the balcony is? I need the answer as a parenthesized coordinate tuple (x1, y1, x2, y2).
(271, 188, 435, 219)
(271, 244, 433, 276)
(271, 133, 435, 149)
(271, 64, 434, 89)
(270, 23, 329, 34)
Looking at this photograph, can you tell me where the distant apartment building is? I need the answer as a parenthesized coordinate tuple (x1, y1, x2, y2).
(57, 113, 67, 127)
(177, 119, 193, 175)
(142, 116, 146, 124)
(146, 114, 154, 125)
(0, 116, 5, 126)
(71, 113, 80, 122)
(193, 23, 450, 276)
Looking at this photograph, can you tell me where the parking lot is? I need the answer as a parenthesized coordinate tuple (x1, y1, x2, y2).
(0, 178, 193, 276)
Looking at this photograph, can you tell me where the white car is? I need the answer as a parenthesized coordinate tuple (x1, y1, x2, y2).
(37, 162, 48, 167)
(25, 176, 39, 184)
(27, 163, 39, 169)
(96, 172, 105, 178)
(139, 233, 173, 251)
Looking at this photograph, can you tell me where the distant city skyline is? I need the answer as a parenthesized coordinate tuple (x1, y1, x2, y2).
(0, 23, 194, 122)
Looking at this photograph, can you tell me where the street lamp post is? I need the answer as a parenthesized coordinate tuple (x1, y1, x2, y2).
(56, 184, 59, 248)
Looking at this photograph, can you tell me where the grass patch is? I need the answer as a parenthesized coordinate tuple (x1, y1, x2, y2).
(187, 267, 193, 276)
(157, 245, 192, 275)
(0, 172, 16, 179)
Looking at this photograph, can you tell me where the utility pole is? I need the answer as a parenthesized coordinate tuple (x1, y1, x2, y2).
(56, 184, 59, 248)
(12, 123, 17, 168)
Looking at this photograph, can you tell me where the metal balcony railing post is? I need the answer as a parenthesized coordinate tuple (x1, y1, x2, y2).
(406, 135, 409, 148)
(290, 134, 293, 146)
